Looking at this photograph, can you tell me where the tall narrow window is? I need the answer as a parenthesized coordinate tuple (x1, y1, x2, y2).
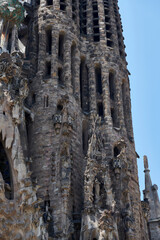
(71, 43, 76, 92)
(97, 102, 104, 118)
(82, 121, 88, 154)
(25, 112, 32, 149)
(72, 0, 76, 21)
(95, 65, 102, 95)
(46, 29, 52, 54)
(111, 108, 116, 127)
(46, 0, 53, 5)
(80, 58, 89, 112)
(109, 71, 115, 100)
(92, 1, 100, 42)
(45, 61, 51, 77)
(60, 0, 66, 11)
(58, 67, 63, 86)
(58, 33, 65, 61)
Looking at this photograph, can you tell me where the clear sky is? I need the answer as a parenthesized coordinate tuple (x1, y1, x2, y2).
(118, 0, 160, 197)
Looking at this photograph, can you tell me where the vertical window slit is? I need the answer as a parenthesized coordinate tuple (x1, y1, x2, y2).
(111, 108, 116, 127)
(60, 0, 66, 11)
(46, 29, 52, 54)
(58, 33, 65, 61)
(97, 102, 104, 118)
(95, 65, 102, 95)
(72, 0, 76, 21)
(44, 95, 49, 108)
(109, 72, 115, 100)
(46, 61, 51, 77)
(58, 67, 63, 86)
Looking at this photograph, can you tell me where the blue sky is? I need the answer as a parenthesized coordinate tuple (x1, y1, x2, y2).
(118, 0, 160, 197)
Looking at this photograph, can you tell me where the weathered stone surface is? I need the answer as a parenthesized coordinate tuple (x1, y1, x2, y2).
(0, 0, 159, 239)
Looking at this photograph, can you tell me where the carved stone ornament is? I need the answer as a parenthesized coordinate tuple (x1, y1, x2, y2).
(0, 52, 13, 83)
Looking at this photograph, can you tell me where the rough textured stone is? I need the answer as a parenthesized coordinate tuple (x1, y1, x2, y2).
(0, 0, 160, 239)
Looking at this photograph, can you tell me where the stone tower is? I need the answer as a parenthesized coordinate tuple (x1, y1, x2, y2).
(0, 0, 160, 239)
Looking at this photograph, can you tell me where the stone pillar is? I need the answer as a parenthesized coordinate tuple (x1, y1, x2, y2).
(73, 47, 80, 102)
(88, 63, 97, 115)
(101, 64, 112, 126)
(52, 28, 59, 87)
(63, 35, 72, 92)
(38, 28, 46, 74)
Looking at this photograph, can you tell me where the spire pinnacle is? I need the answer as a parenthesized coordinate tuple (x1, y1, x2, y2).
(144, 155, 149, 170)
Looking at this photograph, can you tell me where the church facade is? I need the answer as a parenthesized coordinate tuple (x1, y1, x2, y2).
(0, 0, 159, 239)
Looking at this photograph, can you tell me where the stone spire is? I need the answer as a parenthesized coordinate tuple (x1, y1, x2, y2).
(143, 155, 160, 239)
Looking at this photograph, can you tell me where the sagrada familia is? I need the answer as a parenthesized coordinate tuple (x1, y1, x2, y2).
(0, 0, 159, 239)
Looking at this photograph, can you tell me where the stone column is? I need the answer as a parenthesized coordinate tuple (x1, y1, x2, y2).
(63, 35, 72, 92)
(88, 63, 97, 115)
(101, 64, 112, 127)
(51, 28, 59, 87)
(38, 28, 46, 74)
(73, 47, 80, 102)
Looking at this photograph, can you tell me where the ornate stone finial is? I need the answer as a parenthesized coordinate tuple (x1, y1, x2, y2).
(0, 0, 25, 25)
(144, 155, 149, 170)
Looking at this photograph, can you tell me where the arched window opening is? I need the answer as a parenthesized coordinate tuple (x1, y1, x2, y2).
(95, 65, 102, 95)
(46, 29, 52, 54)
(0, 141, 13, 200)
(46, 0, 53, 5)
(58, 33, 65, 61)
(71, 43, 76, 92)
(109, 71, 115, 100)
(58, 67, 63, 86)
(97, 102, 104, 118)
(60, 0, 66, 11)
(45, 61, 51, 77)
(80, 58, 89, 112)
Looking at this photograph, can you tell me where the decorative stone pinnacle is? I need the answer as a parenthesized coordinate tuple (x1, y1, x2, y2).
(144, 155, 149, 170)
